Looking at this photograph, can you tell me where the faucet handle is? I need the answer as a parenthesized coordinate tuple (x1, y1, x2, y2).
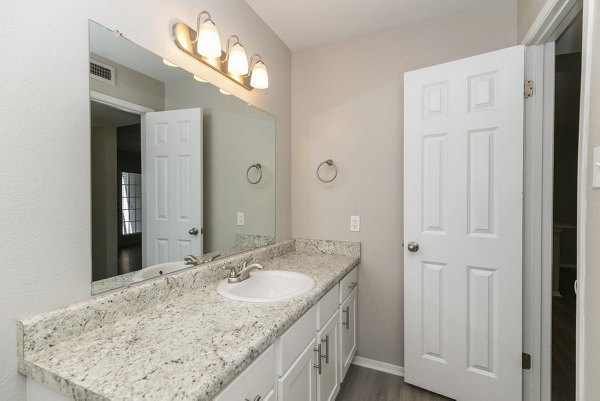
(240, 257, 253, 268)
(223, 264, 239, 277)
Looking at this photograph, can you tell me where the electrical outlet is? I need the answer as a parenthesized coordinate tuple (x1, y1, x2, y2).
(237, 212, 245, 226)
(350, 216, 360, 232)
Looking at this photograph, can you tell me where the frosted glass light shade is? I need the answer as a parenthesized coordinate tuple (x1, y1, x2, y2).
(162, 59, 178, 67)
(250, 61, 269, 89)
(196, 20, 221, 58)
(227, 43, 249, 75)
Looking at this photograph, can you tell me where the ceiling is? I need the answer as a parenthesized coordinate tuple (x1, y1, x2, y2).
(245, 0, 508, 50)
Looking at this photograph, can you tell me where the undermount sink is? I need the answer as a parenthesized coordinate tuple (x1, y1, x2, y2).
(131, 261, 189, 282)
(216, 270, 315, 303)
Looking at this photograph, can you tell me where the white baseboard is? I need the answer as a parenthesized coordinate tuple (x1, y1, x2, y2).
(352, 356, 405, 377)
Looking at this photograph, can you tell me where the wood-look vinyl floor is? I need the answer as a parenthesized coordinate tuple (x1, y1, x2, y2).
(336, 365, 453, 401)
(552, 267, 576, 401)
(118, 244, 143, 275)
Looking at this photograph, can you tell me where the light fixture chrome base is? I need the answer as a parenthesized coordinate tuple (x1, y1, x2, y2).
(172, 22, 253, 90)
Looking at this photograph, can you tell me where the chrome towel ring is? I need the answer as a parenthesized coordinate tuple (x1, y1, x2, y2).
(316, 159, 338, 183)
(246, 163, 262, 184)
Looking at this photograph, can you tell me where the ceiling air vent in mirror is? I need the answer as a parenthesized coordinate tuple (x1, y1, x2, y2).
(90, 58, 115, 86)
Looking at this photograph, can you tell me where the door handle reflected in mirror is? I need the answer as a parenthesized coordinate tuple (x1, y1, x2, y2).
(188, 227, 199, 236)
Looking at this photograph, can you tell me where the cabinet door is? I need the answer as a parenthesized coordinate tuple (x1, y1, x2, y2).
(340, 287, 357, 381)
(213, 345, 275, 401)
(317, 311, 340, 401)
(278, 339, 318, 401)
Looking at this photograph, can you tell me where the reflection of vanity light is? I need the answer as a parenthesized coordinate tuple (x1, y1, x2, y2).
(193, 75, 207, 82)
(162, 58, 178, 67)
(219, 88, 231, 95)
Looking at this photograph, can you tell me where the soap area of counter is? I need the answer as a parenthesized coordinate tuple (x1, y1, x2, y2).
(18, 239, 360, 401)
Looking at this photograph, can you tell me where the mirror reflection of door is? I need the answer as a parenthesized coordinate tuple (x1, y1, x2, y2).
(142, 108, 203, 267)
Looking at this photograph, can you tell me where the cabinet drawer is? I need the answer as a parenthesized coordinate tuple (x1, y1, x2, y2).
(278, 305, 317, 375)
(213, 344, 275, 401)
(317, 285, 339, 330)
(339, 267, 358, 304)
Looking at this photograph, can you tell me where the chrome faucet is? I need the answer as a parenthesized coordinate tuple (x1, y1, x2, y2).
(206, 253, 221, 262)
(184, 255, 202, 266)
(184, 254, 221, 266)
(223, 257, 263, 283)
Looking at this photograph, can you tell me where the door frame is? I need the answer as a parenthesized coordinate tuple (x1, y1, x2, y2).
(90, 91, 155, 115)
(521, 0, 589, 400)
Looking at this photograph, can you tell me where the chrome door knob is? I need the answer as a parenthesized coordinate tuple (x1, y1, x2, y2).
(188, 227, 199, 236)
(407, 242, 419, 252)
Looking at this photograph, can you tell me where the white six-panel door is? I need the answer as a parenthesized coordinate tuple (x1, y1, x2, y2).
(143, 108, 203, 266)
(404, 46, 524, 401)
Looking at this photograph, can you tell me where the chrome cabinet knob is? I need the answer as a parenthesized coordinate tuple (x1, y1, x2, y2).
(407, 242, 419, 252)
(188, 227, 199, 236)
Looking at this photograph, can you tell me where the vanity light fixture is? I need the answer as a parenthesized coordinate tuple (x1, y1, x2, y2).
(219, 88, 231, 95)
(249, 54, 269, 90)
(224, 35, 249, 76)
(172, 11, 269, 90)
(193, 11, 222, 58)
(193, 74, 207, 82)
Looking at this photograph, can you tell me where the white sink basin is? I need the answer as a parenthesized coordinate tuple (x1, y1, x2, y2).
(131, 261, 189, 282)
(216, 270, 315, 303)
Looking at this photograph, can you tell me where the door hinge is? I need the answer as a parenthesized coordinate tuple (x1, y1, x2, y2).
(524, 80, 534, 98)
(522, 353, 532, 370)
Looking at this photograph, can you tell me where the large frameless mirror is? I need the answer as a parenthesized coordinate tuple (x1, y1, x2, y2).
(89, 20, 275, 294)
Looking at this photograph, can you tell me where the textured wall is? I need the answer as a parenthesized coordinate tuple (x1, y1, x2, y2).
(291, 1, 517, 366)
(517, 0, 551, 41)
(0, 1, 291, 400)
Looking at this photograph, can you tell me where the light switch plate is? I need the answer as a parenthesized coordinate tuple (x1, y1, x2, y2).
(237, 212, 245, 226)
(350, 216, 360, 232)
(594, 147, 600, 188)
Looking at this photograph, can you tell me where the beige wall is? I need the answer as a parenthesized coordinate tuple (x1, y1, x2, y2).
(291, 1, 517, 366)
(582, 0, 600, 397)
(0, 1, 291, 400)
(518, 0, 551, 41)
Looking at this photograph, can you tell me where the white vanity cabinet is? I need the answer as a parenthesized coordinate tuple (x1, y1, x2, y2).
(278, 338, 318, 400)
(277, 285, 341, 401)
(213, 344, 276, 401)
(317, 310, 340, 401)
(339, 267, 358, 381)
(339, 287, 357, 379)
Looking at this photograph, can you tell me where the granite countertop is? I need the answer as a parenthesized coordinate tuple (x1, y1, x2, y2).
(19, 239, 360, 401)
